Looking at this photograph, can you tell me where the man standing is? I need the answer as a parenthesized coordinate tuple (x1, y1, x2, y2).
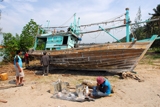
(24, 51, 29, 68)
(14, 50, 24, 86)
(41, 51, 50, 76)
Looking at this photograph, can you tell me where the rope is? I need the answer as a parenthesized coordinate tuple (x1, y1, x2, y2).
(105, 13, 125, 21)
(45, 13, 125, 29)
(79, 19, 124, 28)
(58, 13, 75, 27)
(112, 20, 124, 33)
(89, 31, 102, 39)
(81, 25, 100, 39)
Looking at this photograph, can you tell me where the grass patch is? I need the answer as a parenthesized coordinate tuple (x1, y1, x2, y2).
(140, 52, 160, 65)
(145, 54, 160, 59)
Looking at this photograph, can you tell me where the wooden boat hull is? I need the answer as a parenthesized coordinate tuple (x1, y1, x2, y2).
(29, 35, 157, 73)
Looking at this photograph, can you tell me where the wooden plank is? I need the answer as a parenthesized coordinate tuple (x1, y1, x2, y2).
(50, 49, 143, 60)
(0, 99, 7, 103)
(50, 59, 136, 69)
(29, 42, 150, 56)
(50, 53, 140, 64)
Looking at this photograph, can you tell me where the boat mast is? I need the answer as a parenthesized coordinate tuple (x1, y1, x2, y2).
(77, 17, 80, 35)
(46, 20, 50, 32)
(125, 8, 130, 42)
(73, 13, 76, 33)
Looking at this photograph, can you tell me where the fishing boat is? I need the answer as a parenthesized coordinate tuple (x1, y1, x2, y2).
(29, 8, 160, 73)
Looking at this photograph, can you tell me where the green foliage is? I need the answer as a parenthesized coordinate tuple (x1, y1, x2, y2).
(151, 47, 160, 53)
(120, 4, 160, 51)
(36, 39, 46, 50)
(1, 19, 39, 62)
(140, 52, 160, 65)
(20, 19, 39, 51)
(144, 52, 160, 60)
(1, 33, 20, 61)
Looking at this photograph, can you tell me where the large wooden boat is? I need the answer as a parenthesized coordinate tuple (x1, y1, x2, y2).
(29, 8, 159, 73)
(29, 35, 158, 73)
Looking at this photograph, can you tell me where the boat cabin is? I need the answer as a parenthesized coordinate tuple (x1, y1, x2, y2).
(33, 13, 81, 51)
(34, 31, 80, 50)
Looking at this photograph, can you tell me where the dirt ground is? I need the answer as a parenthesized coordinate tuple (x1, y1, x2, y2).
(0, 57, 160, 107)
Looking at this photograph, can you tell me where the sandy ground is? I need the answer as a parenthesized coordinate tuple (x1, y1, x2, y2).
(0, 58, 160, 107)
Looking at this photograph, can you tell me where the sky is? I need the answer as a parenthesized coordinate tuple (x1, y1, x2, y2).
(0, 0, 159, 43)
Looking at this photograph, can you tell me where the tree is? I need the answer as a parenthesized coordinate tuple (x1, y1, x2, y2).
(20, 19, 39, 51)
(119, 4, 160, 53)
(144, 4, 160, 51)
(1, 33, 20, 61)
(36, 39, 46, 50)
(0, 19, 41, 62)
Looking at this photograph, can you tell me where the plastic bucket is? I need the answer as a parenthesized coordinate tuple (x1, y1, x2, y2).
(0, 73, 8, 81)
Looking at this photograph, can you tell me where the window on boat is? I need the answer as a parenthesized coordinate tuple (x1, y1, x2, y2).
(46, 48, 50, 50)
(63, 36, 68, 45)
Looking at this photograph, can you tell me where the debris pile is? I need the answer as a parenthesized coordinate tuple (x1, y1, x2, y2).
(50, 80, 94, 102)
(122, 72, 144, 82)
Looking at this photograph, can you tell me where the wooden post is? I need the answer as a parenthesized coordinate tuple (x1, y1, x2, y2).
(0, 99, 7, 103)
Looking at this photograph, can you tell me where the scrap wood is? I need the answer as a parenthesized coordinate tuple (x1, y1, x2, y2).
(0, 86, 17, 90)
(0, 99, 7, 103)
(67, 86, 75, 89)
(122, 72, 144, 82)
(82, 80, 96, 89)
(62, 74, 71, 77)
(51, 83, 95, 102)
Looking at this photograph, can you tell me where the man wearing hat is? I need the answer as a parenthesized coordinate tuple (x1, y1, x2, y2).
(91, 76, 112, 98)
(41, 51, 50, 76)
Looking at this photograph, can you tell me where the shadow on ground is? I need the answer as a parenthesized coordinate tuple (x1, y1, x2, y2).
(26, 65, 122, 77)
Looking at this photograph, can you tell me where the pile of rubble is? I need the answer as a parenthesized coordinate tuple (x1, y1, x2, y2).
(50, 80, 94, 102)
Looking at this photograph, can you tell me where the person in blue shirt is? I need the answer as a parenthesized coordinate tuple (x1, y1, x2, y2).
(91, 76, 112, 98)
(14, 50, 25, 86)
